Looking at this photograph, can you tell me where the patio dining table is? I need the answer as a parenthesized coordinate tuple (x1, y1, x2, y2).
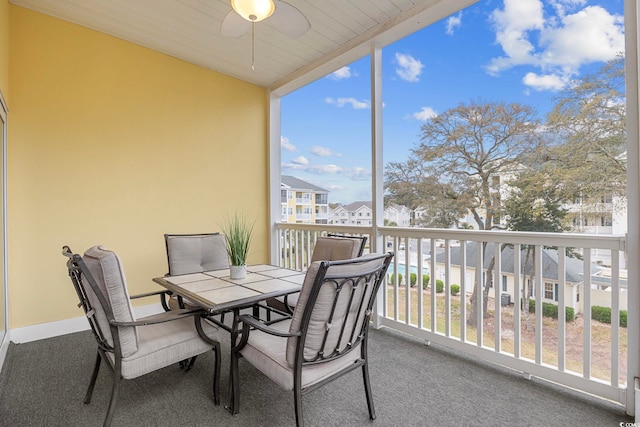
(152, 264, 305, 410)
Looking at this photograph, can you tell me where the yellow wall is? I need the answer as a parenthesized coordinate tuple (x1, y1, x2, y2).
(0, 1, 8, 99)
(8, 6, 269, 328)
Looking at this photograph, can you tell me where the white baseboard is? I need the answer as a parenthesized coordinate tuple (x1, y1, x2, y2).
(8, 303, 164, 344)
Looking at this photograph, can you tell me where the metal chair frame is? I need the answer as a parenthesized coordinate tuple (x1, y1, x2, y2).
(62, 246, 221, 427)
(231, 252, 393, 427)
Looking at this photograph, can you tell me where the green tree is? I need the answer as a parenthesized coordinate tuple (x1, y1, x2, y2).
(387, 100, 542, 326)
(544, 56, 626, 204)
(502, 170, 570, 330)
(385, 159, 466, 228)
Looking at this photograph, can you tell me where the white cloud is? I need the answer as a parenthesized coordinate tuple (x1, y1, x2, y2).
(325, 97, 370, 109)
(522, 72, 568, 91)
(487, 0, 624, 91)
(328, 66, 355, 80)
(446, 13, 462, 35)
(395, 53, 424, 82)
(311, 146, 334, 157)
(292, 156, 308, 165)
(309, 164, 342, 174)
(549, 0, 587, 17)
(280, 161, 370, 181)
(281, 136, 296, 152)
(347, 167, 371, 181)
(411, 106, 438, 121)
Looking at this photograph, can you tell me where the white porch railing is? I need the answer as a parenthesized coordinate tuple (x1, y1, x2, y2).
(274, 223, 629, 410)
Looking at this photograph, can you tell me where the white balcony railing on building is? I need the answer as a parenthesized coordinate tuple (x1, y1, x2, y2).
(274, 223, 628, 410)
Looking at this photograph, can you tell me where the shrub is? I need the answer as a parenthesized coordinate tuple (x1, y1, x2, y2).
(388, 273, 405, 285)
(409, 273, 417, 287)
(436, 279, 444, 293)
(528, 300, 575, 322)
(422, 275, 430, 289)
(450, 284, 460, 295)
(592, 305, 628, 327)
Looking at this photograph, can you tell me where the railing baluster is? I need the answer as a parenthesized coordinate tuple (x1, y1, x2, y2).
(583, 249, 592, 379)
(513, 243, 521, 358)
(417, 238, 424, 329)
(430, 238, 437, 333)
(558, 247, 566, 372)
(444, 239, 451, 337)
(535, 244, 543, 365)
(460, 240, 467, 342)
(393, 235, 399, 322)
(494, 242, 502, 353)
(476, 241, 483, 347)
(611, 249, 620, 387)
(405, 237, 411, 325)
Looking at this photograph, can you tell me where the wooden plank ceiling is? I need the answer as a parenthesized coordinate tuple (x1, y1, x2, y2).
(10, 0, 471, 92)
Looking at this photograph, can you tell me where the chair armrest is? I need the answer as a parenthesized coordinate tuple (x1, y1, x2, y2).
(240, 314, 298, 338)
(129, 289, 173, 312)
(233, 314, 300, 353)
(111, 308, 204, 327)
(129, 289, 171, 300)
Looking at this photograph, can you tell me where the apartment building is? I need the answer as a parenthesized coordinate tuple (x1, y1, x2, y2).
(280, 176, 329, 224)
(329, 201, 412, 227)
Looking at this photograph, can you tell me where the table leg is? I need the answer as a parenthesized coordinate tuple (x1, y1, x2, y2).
(227, 308, 240, 414)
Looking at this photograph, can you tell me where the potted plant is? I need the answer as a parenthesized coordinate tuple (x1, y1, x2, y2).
(221, 212, 255, 279)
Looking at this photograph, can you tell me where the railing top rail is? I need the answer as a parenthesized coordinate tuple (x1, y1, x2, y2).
(275, 223, 626, 251)
(275, 223, 373, 235)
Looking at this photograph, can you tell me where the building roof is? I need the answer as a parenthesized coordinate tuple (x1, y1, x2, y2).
(281, 175, 328, 193)
(343, 201, 372, 211)
(434, 242, 626, 287)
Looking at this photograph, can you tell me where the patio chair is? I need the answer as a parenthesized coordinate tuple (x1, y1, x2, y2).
(164, 232, 229, 311)
(269, 234, 368, 314)
(312, 233, 367, 261)
(230, 252, 393, 427)
(62, 245, 221, 427)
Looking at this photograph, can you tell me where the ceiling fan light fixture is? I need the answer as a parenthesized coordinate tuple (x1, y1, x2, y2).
(231, 0, 275, 22)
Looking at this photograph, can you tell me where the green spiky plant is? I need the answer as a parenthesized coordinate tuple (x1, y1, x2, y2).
(221, 212, 255, 266)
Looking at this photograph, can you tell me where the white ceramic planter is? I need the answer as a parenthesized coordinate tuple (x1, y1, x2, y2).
(230, 264, 247, 280)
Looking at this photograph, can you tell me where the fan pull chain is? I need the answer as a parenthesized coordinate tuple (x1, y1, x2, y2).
(251, 21, 255, 71)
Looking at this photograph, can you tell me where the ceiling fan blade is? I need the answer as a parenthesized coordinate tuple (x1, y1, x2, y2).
(221, 10, 251, 38)
(268, 1, 310, 38)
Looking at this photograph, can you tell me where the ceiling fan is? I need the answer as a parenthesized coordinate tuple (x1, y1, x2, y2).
(221, 0, 311, 39)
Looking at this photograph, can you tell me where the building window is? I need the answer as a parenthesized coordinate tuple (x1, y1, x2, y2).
(502, 275, 507, 292)
(544, 282, 558, 301)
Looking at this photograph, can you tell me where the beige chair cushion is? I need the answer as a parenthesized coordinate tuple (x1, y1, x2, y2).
(83, 245, 138, 358)
(286, 254, 384, 367)
(108, 316, 220, 379)
(166, 233, 229, 275)
(309, 236, 361, 263)
(239, 318, 360, 391)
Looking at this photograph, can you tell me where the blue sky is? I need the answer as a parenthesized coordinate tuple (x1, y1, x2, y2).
(281, 0, 625, 205)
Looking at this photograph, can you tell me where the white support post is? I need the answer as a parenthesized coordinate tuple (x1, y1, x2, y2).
(371, 43, 384, 329)
(626, 0, 640, 417)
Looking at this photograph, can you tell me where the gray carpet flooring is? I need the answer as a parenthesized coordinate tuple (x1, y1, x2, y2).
(0, 326, 632, 427)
